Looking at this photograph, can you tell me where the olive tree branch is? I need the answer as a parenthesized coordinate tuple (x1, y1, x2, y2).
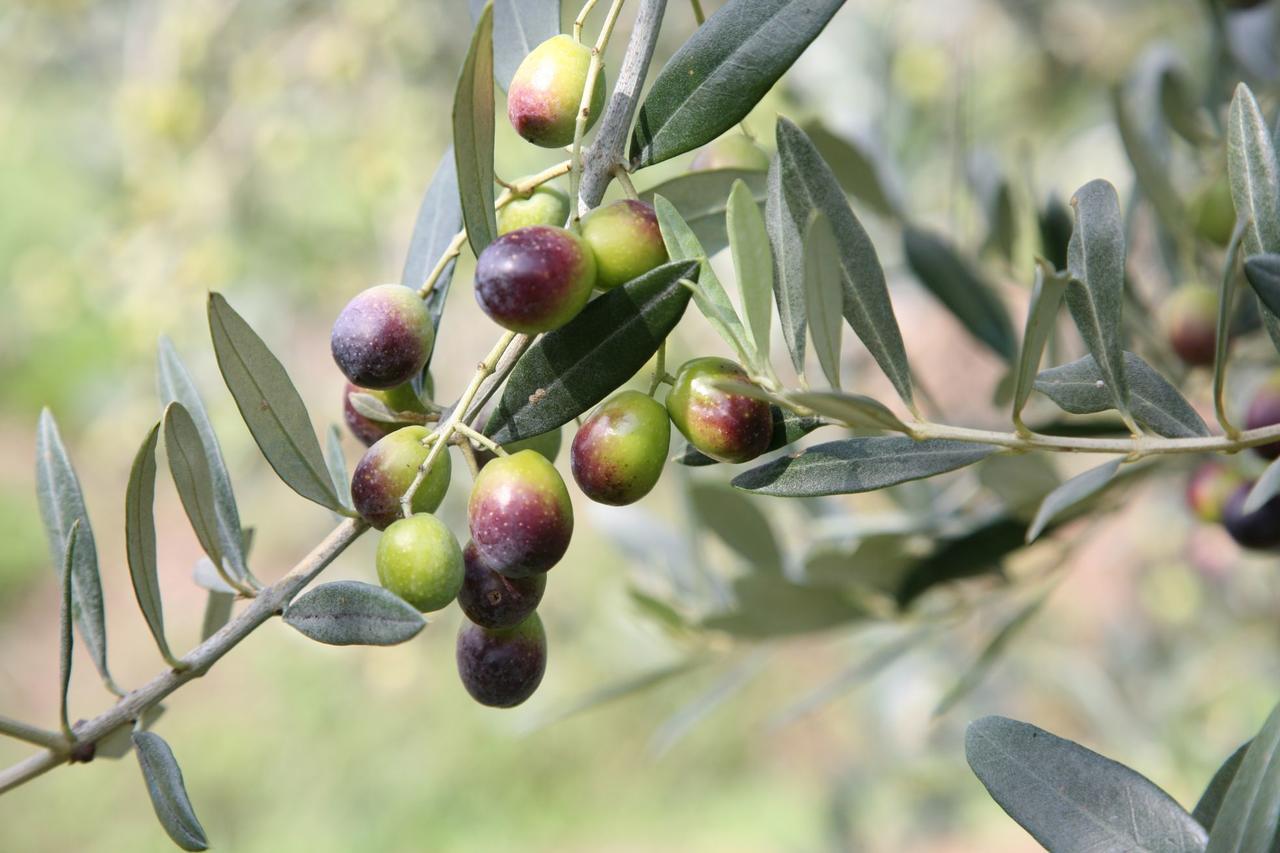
(906, 419, 1280, 458)
(577, 0, 667, 213)
(0, 517, 368, 796)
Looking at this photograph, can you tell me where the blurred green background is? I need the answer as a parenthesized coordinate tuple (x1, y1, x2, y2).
(2, 0, 1279, 850)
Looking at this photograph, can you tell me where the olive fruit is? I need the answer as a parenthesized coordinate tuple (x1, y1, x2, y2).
(351, 425, 452, 529)
(376, 514, 464, 612)
(666, 357, 772, 464)
(571, 390, 670, 505)
(331, 284, 434, 389)
(1160, 284, 1219, 368)
(1222, 483, 1280, 550)
(1185, 461, 1244, 523)
(474, 225, 597, 333)
(342, 381, 428, 447)
(507, 35, 605, 148)
(458, 542, 546, 630)
(498, 185, 571, 235)
(456, 613, 547, 708)
(1191, 178, 1236, 247)
(1246, 372, 1280, 460)
(579, 200, 668, 290)
(468, 449, 573, 577)
(689, 135, 771, 172)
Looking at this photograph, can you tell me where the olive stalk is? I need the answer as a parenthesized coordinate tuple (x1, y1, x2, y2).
(568, 0, 629, 224)
(906, 419, 1280, 457)
(0, 518, 368, 796)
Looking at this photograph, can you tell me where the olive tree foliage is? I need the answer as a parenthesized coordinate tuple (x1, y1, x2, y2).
(9, 0, 1280, 849)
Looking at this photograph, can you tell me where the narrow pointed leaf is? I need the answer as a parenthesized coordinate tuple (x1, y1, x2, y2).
(1034, 352, 1209, 438)
(324, 425, 352, 512)
(772, 119, 913, 404)
(36, 410, 113, 689)
(125, 422, 178, 665)
(966, 716, 1209, 852)
(630, 0, 845, 167)
(1244, 457, 1280, 514)
(800, 120, 904, 219)
(1216, 225, 1247, 424)
(897, 518, 1028, 607)
(767, 153, 806, 372)
(284, 581, 425, 646)
(1206, 700, 1280, 852)
(207, 293, 342, 511)
(1227, 83, 1280, 352)
(690, 483, 782, 572)
(58, 520, 80, 737)
(1012, 261, 1071, 425)
(486, 260, 698, 443)
(674, 407, 825, 466)
(642, 169, 767, 256)
(164, 404, 229, 578)
(784, 390, 908, 434)
(1194, 742, 1251, 832)
(728, 179, 774, 364)
(133, 731, 209, 851)
(803, 211, 844, 387)
(903, 226, 1017, 361)
(401, 147, 463, 331)
(1245, 253, 1280, 318)
(489, 0, 560, 91)
(1065, 179, 1132, 422)
(157, 338, 248, 583)
(654, 195, 753, 364)
(1026, 458, 1123, 544)
(200, 592, 234, 642)
(732, 436, 998, 497)
(454, 2, 497, 255)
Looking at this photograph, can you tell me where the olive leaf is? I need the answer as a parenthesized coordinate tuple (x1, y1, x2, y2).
(771, 118, 913, 405)
(401, 147, 462, 331)
(630, 0, 845, 167)
(1244, 253, 1280, 318)
(125, 422, 180, 667)
(1033, 352, 1210, 438)
(1065, 179, 1133, 425)
(454, 1, 497, 256)
(732, 437, 999, 497)
(966, 716, 1208, 851)
(1039, 194, 1073, 272)
(208, 293, 344, 512)
(896, 518, 1027, 608)
(903, 226, 1017, 361)
(488, 0, 560, 92)
(200, 592, 235, 643)
(1112, 57, 1190, 240)
(674, 407, 825, 466)
(800, 120, 904, 220)
(324, 425, 352, 513)
(1227, 83, 1280, 352)
(284, 581, 425, 646)
(532, 660, 705, 730)
(1026, 458, 1123, 544)
(1194, 742, 1251, 832)
(784, 390, 909, 434)
(803, 211, 844, 388)
(727, 179, 774, 365)
(1243, 456, 1280, 514)
(133, 731, 209, 851)
(157, 337, 250, 584)
(642, 169, 767, 256)
(486, 260, 698, 443)
(36, 409, 115, 692)
(1012, 261, 1071, 426)
(164, 403, 233, 588)
(58, 520, 81, 737)
(654, 194, 754, 361)
(1206, 699, 1280, 852)
(690, 482, 783, 573)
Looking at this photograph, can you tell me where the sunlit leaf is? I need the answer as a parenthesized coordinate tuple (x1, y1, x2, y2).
(284, 581, 426, 646)
(784, 390, 908, 434)
(1034, 352, 1209, 438)
(803, 211, 845, 387)
(728, 179, 774, 366)
(454, 2, 497, 255)
(1026, 458, 1123, 544)
(642, 169, 767, 255)
(401, 147, 463, 332)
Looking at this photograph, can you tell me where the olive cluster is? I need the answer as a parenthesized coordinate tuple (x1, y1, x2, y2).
(325, 34, 778, 708)
(1186, 374, 1280, 548)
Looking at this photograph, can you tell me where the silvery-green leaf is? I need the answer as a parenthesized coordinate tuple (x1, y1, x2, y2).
(346, 392, 399, 424)
(1244, 456, 1280, 514)
(36, 410, 115, 691)
(966, 716, 1208, 852)
(207, 293, 342, 511)
(1065, 179, 1132, 424)
(284, 581, 425, 646)
(801, 120, 904, 220)
(727, 179, 774, 368)
(1244, 253, 1280, 318)
(489, 0, 560, 91)
(531, 660, 704, 730)
(1012, 261, 1071, 426)
(1033, 352, 1209, 438)
(200, 591, 235, 642)
(157, 338, 248, 583)
(164, 404, 228, 581)
(1227, 82, 1280, 352)
(771, 119, 913, 405)
(1113, 77, 1189, 240)
(803, 210, 844, 387)
(454, 2, 497, 255)
(58, 520, 80, 736)
(642, 169, 767, 256)
(784, 390, 908, 434)
(1205, 699, 1280, 851)
(401, 147, 462, 332)
(1194, 742, 1251, 832)
(324, 425, 352, 512)
(654, 194, 753, 364)
(690, 482, 782, 572)
(1026, 458, 1123, 544)
(125, 422, 179, 667)
(133, 731, 209, 851)
(732, 436, 998, 497)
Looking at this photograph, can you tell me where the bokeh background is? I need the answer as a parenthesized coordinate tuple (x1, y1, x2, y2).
(2, 0, 1279, 849)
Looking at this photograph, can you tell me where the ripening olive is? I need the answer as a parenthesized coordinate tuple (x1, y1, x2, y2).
(571, 390, 670, 505)
(376, 514, 464, 612)
(1160, 284, 1220, 368)
(351, 425, 452, 529)
(1191, 178, 1236, 247)
(666, 357, 772, 464)
(474, 225, 597, 333)
(1222, 483, 1280, 550)
(580, 200, 668, 291)
(507, 35, 605, 149)
(498, 185, 571, 235)
(468, 449, 573, 577)
(458, 541, 546, 630)
(456, 613, 547, 708)
(331, 284, 434, 389)
(1245, 371, 1280, 460)
(1185, 461, 1244, 523)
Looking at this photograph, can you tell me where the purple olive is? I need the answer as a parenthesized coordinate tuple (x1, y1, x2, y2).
(474, 226, 597, 333)
(457, 541, 546, 630)
(331, 284, 434, 389)
(467, 449, 573, 578)
(456, 613, 547, 708)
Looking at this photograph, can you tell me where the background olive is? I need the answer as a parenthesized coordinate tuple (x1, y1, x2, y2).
(351, 425, 452, 529)
(1160, 284, 1219, 368)
(456, 613, 547, 708)
(1185, 461, 1243, 523)
(1222, 483, 1280, 550)
(330, 284, 434, 389)
(1245, 372, 1280, 459)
